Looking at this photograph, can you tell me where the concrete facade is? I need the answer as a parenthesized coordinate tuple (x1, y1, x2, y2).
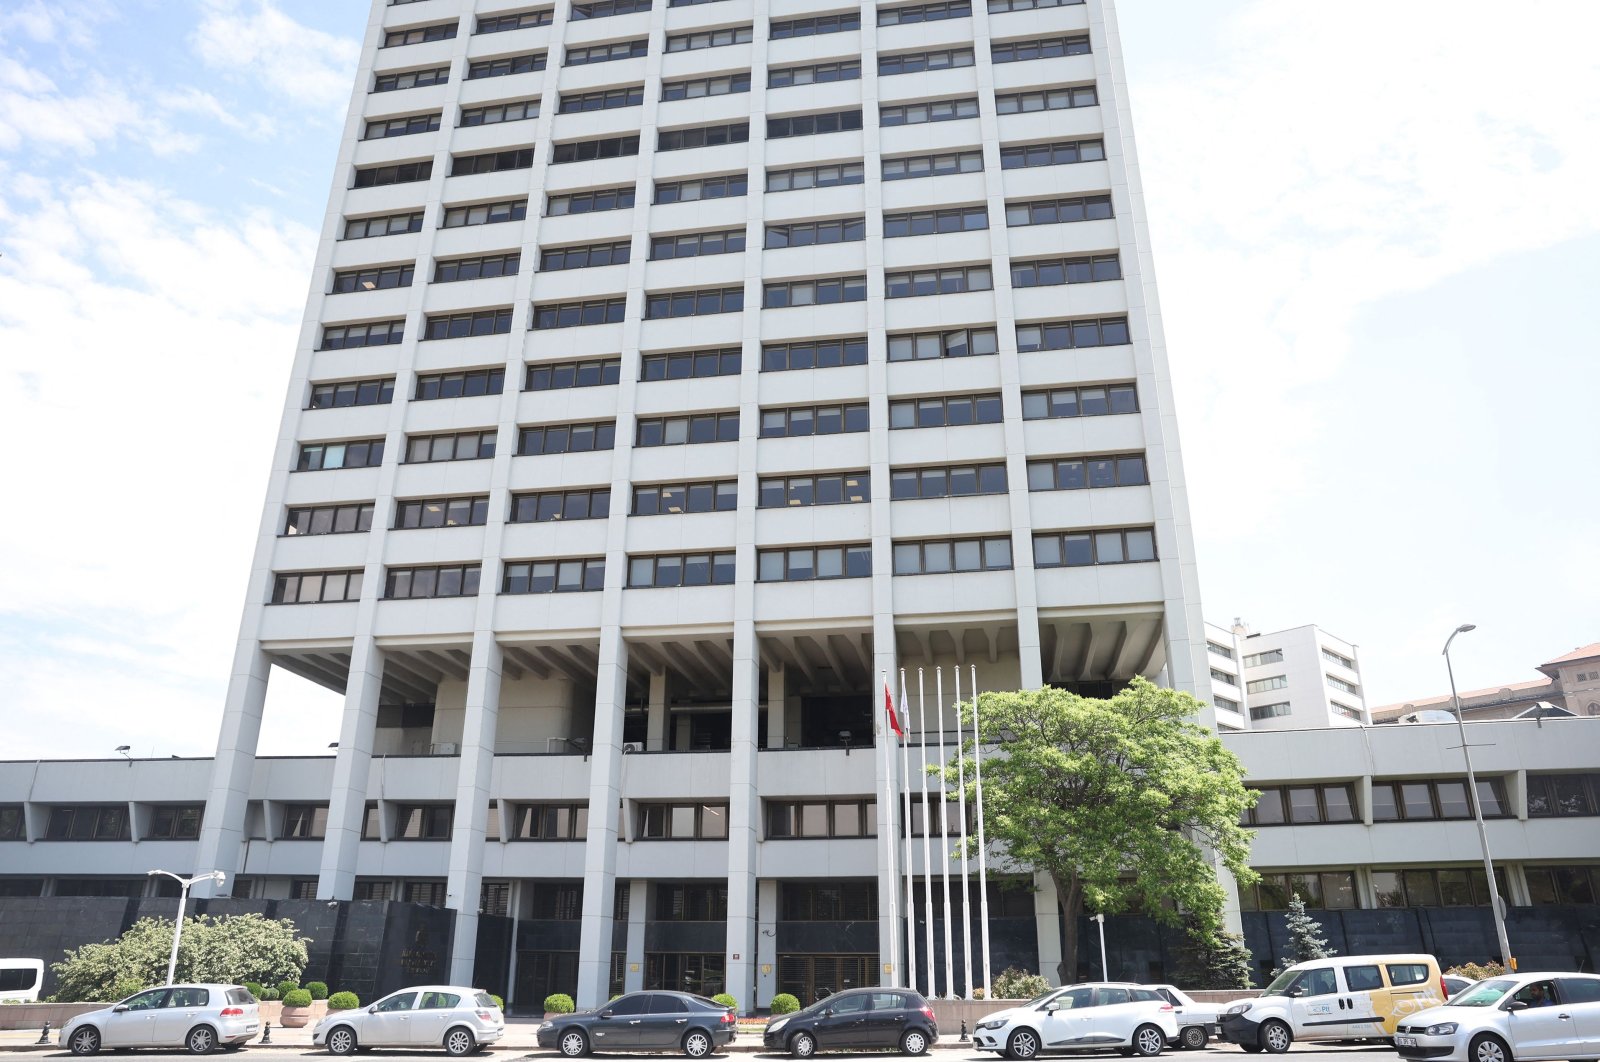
(1201, 619, 1365, 731)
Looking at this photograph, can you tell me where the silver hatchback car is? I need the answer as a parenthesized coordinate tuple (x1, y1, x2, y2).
(313, 986, 504, 1056)
(60, 984, 260, 1054)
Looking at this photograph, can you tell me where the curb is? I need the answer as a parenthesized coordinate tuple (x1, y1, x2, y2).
(0, 1042, 998, 1056)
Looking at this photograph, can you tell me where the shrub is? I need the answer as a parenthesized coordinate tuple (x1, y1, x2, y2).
(50, 914, 309, 1003)
(972, 987, 986, 1000)
(712, 994, 737, 1010)
(1446, 962, 1506, 981)
(243, 982, 264, 1000)
(277, 980, 299, 999)
(110, 978, 146, 1002)
(991, 968, 1050, 1000)
(327, 992, 360, 1011)
(545, 993, 576, 1014)
(769, 994, 800, 1016)
(258, 987, 280, 1001)
(305, 982, 329, 1001)
(282, 988, 313, 1008)
(489, 995, 504, 1011)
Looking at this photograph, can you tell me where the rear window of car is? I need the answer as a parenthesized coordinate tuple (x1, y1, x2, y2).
(419, 992, 461, 1010)
(1131, 989, 1161, 1003)
(649, 996, 685, 1014)
(474, 992, 498, 1009)
(1559, 978, 1600, 1003)
(1345, 966, 1383, 991)
(168, 988, 209, 1007)
(870, 992, 905, 1010)
(1099, 988, 1130, 1005)
(226, 989, 254, 1006)
(1386, 964, 1430, 987)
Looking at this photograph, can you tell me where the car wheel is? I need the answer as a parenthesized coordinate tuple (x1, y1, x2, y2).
(1007, 1028, 1041, 1061)
(327, 1026, 358, 1056)
(1179, 1025, 1207, 1051)
(902, 1029, 929, 1055)
(789, 1031, 816, 1058)
(444, 1027, 476, 1057)
(1132, 1025, 1165, 1057)
(1259, 1020, 1291, 1055)
(1469, 1033, 1512, 1062)
(1238, 1046, 1262, 1054)
(683, 1029, 713, 1058)
(187, 1025, 218, 1055)
(69, 1027, 102, 1056)
(559, 1030, 590, 1058)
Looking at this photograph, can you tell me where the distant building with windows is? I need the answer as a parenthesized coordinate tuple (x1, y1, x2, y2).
(1202, 619, 1366, 731)
(1370, 641, 1600, 724)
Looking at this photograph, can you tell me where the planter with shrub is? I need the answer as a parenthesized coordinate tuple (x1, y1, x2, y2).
(279, 989, 315, 1028)
(544, 993, 575, 1019)
(769, 994, 799, 1016)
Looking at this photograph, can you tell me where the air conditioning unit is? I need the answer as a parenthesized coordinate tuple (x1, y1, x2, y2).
(622, 742, 643, 754)
(430, 742, 459, 755)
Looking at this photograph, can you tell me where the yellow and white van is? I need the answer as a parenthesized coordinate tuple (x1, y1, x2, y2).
(1220, 953, 1445, 1053)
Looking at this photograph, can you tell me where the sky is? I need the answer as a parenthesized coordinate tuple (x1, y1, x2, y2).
(1, 0, 1596, 760)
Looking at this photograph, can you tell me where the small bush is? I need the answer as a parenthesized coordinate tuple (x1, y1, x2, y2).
(111, 977, 146, 1001)
(277, 980, 299, 999)
(712, 994, 737, 1010)
(769, 994, 800, 1016)
(327, 992, 360, 1011)
(243, 982, 264, 1000)
(545, 993, 576, 1014)
(488, 995, 504, 1011)
(305, 982, 328, 1000)
(991, 968, 1050, 1000)
(258, 987, 280, 1001)
(1446, 962, 1506, 981)
(972, 987, 986, 1000)
(282, 989, 313, 1008)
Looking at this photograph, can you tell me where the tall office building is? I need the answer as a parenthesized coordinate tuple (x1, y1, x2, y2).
(192, 0, 1210, 1007)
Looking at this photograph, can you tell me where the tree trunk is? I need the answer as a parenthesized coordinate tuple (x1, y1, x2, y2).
(1052, 871, 1082, 985)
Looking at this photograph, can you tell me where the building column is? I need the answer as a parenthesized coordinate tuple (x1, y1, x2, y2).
(871, 619, 901, 989)
(318, 637, 384, 900)
(764, 665, 785, 749)
(646, 670, 667, 751)
(447, 632, 504, 982)
(625, 879, 647, 992)
(575, 629, 628, 1009)
(725, 625, 760, 1012)
(755, 879, 778, 1007)
(193, 645, 272, 896)
(1033, 872, 1064, 985)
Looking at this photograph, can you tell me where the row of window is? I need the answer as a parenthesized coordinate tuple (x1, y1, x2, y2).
(0, 805, 204, 842)
(1243, 775, 1600, 826)
(1238, 864, 1600, 912)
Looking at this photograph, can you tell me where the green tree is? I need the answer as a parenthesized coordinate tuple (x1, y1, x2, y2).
(52, 914, 309, 1002)
(948, 678, 1257, 982)
(1279, 893, 1334, 968)
(1173, 928, 1255, 989)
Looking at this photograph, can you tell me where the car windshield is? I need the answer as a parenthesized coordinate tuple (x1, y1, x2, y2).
(1262, 969, 1301, 995)
(1449, 980, 1516, 1008)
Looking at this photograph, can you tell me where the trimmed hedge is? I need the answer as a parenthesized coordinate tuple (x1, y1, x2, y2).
(711, 994, 737, 1010)
(545, 993, 576, 1014)
(328, 992, 360, 1011)
(257, 987, 281, 1001)
(243, 982, 264, 1000)
(276, 981, 299, 1000)
(769, 994, 800, 1016)
(305, 981, 329, 1000)
(489, 995, 504, 1011)
(282, 989, 313, 1008)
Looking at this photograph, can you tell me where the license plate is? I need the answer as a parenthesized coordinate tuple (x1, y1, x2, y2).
(1395, 1035, 1417, 1048)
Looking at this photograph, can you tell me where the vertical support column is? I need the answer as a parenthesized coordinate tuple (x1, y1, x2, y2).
(319, 637, 385, 900)
(624, 879, 647, 992)
(1033, 872, 1064, 985)
(756, 879, 778, 1008)
(872, 618, 900, 988)
(725, 626, 760, 1012)
(576, 628, 629, 1009)
(447, 632, 504, 982)
(764, 665, 786, 749)
(193, 645, 272, 895)
(646, 670, 667, 751)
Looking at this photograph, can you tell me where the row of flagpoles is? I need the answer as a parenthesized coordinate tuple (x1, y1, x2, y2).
(878, 665, 991, 999)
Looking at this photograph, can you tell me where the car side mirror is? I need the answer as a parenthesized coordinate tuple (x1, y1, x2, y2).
(599, 1012, 612, 1020)
(822, 1008, 833, 1018)
(1045, 1003, 1060, 1013)
(1503, 1001, 1527, 1012)
(367, 1005, 377, 1014)
(113, 1006, 129, 1013)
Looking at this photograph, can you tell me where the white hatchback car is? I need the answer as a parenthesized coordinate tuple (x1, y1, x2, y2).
(313, 985, 504, 1056)
(973, 983, 1178, 1059)
(60, 984, 260, 1055)
(1142, 985, 1220, 1050)
(1393, 972, 1600, 1062)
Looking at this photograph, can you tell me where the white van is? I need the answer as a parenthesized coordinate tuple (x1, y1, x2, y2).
(0, 959, 45, 1003)
(1219, 953, 1445, 1052)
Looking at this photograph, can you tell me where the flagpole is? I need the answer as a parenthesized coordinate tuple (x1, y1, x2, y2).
(899, 670, 916, 989)
(880, 672, 899, 987)
(955, 667, 973, 999)
(917, 669, 935, 997)
(972, 664, 991, 997)
(935, 668, 954, 998)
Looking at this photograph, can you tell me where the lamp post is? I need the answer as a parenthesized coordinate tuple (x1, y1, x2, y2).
(148, 870, 226, 986)
(1089, 913, 1108, 981)
(1442, 624, 1514, 969)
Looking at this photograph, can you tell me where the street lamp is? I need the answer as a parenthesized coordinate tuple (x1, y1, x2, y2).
(1442, 624, 1514, 969)
(148, 870, 227, 986)
(1089, 913, 1108, 981)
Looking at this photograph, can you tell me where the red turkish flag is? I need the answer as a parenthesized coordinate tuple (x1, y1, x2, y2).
(884, 680, 904, 738)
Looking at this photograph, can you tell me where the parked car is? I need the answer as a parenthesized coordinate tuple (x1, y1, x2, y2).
(1142, 984, 1220, 1049)
(312, 985, 503, 1056)
(972, 982, 1178, 1058)
(1393, 972, 1600, 1062)
(1442, 975, 1474, 1000)
(0, 959, 44, 1003)
(1220, 953, 1444, 1052)
(536, 990, 736, 1058)
(763, 987, 937, 1056)
(59, 984, 259, 1055)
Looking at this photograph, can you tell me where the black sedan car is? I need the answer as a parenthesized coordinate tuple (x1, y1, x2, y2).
(538, 991, 736, 1058)
(763, 988, 937, 1056)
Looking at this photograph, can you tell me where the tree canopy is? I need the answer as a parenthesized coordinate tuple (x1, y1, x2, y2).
(52, 914, 309, 1002)
(950, 677, 1257, 981)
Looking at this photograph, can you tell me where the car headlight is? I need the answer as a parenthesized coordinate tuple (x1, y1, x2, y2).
(1422, 1023, 1458, 1036)
(768, 1018, 789, 1034)
(976, 1020, 1006, 1030)
(539, 1021, 553, 1031)
(1226, 1003, 1252, 1016)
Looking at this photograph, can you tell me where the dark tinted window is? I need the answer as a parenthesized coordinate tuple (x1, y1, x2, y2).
(1345, 966, 1383, 991)
(829, 993, 870, 1014)
(648, 995, 685, 1014)
(1559, 977, 1600, 1003)
(1098, 987, 1129, 1005)
(608, 995, 650, 1016)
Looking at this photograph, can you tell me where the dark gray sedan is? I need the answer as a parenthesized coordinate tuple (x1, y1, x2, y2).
(537, 991, 737, 1057)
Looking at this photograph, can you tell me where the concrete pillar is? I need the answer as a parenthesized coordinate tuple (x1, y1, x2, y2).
(1033, 872, 1063, 985)
(871, 620, 900, 990)
(764, 665, 786, 749)
(756, 879, 778, 1006)
(318, 637, 385, 900)
(448, 632, 504, 982)
(725, 625, 760, 1012)
(575, 629, 628, 1009)
(193, 645, 272, 895)
(625, 879, 647, 992)
(646, 670, 667, 751)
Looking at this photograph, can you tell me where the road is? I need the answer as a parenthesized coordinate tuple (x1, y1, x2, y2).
(22, 1047, 1408, 1062)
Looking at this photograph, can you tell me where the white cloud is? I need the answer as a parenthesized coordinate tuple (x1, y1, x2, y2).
(191, 0, 360, 112)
